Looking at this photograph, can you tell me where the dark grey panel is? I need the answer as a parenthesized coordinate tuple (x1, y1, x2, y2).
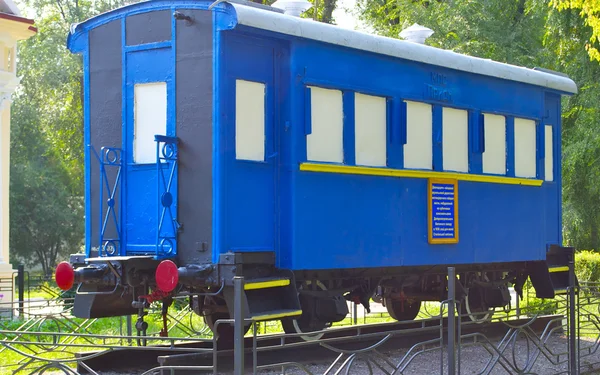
(175, 9, 213, 265)
(126, 10, 171, 45)
(89, 20, 122, 252)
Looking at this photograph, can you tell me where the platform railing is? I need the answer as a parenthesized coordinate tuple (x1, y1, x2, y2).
(154, 135, 180, 259)
(90, 145, 124, 257)
(1, 266, 599, 374)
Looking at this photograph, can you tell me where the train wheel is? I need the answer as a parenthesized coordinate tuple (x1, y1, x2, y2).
(201, 296, 250, 340)
(281, 281, 328, 341)
(281, 314, 327, 341)
(385, 297, 422, 321)
(463, 273, 494, 324)
(464, 286, 494, 324)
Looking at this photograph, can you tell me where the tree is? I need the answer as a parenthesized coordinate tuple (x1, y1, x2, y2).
(9, 0, 139, 275)
(544, 6, 600, 250)
(551, 0, 600, 61)
(354, 0, 600, 250)
(256, 0, 338, 23)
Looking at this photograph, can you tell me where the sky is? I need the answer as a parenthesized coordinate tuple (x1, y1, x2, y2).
(331, 0, 365, 31)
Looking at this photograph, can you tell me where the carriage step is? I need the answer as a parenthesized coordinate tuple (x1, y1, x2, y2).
(223, 275, 302, 323)
(250, 309, 302, 321)
(548, 266, 572, 295)
(546, 245, 577, 295)
(244, 277, 290, 290)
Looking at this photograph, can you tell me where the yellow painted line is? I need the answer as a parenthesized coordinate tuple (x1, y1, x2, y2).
(244, 279, 290, 290)
(251, 310, 303, 321)
(549, 266, 569, 273)
(299, 163, 543, 186)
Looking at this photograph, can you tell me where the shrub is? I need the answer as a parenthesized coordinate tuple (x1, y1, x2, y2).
(575, 250, 600, 283)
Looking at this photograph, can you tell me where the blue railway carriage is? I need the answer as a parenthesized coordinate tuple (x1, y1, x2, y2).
(54, 0, 577, 338)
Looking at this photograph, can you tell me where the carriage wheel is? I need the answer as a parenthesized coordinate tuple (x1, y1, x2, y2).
(281, 281, 329, 341)
(384, 297, 422, 321)
(463, 273, 494, 324)
(464, 286, 494, 324)
(200, 296, 250, 340)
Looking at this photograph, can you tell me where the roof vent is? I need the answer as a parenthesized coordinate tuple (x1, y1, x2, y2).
(399, 23, 434, 44)
(272, 0, 312, 17)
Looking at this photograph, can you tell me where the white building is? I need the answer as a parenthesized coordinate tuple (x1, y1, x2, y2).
(0, 0, 35, 310)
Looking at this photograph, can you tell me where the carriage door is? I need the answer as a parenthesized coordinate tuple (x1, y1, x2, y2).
(124, 48, 177, 257)
(224, 40, 280, 255)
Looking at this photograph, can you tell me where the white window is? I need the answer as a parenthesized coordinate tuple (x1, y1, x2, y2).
(404, 101, 432, 169)
(482, 113, 506, 175)
(442, 107, 469, 172)
(235, 80, 265, 161)
(514, 118, 537, 178)
(134, 82, 167, 164)
(545, 125, 554, 181)
(355, 93, 386, 167)
(307, 86, 344, 163)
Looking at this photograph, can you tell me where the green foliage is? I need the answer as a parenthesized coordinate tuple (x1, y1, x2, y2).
(520, 279, 561, 316)
(9, 0, 141, 275)
(551, 0, 600, 62)
(354, 0, 600, 251)
(574, 250, 600, 282)
(355, 0, 551, 66)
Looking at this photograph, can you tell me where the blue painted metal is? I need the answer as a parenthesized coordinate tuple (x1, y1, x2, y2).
(432, 105, 443, 172)
(536, 120, 545, 181)
(387, 98, 402, 169)
(215, 34, 279, 260)
(83, 49, 92, 257)
(155, 135, 180, 258)
(469, 110, 483, 174)
(342, 91, 355, 165)
(70, 0, 572, 272)
(303, 87, 311, 135)
(506, 116, 516, 177)
(124, 40, 172, 53)
(92, 146, 124, 257)
(216, 28, 567, 271)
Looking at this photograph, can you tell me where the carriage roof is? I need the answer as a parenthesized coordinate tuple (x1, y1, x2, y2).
(228, 2, 577, 94)
(67, 0, 577, 95)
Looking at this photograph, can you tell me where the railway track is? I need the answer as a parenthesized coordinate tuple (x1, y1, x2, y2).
(76, 314, 562, 374)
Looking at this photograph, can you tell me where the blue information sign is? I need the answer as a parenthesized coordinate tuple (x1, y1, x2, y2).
(428, 179, 458, 244)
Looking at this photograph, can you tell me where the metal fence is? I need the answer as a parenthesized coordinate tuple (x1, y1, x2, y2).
(0, 265, 596, 375)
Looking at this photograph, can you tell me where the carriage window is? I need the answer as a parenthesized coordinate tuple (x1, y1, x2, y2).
(514, 118, 537, 178)
(235, 80, 265, 161)
(545, 125, 554, 181)
(307, 86, 344, 163)
(482, 113, 506, 175)
(404, 101, 432, 169)
(134, 82, 167, 164)
(355, 93, 386, 167)
(442, 107, 469, 172)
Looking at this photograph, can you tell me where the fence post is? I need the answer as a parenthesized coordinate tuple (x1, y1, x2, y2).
(17, 265, 24, 318)
(127, 315, 133, 345)
(234, 276, 245, 375)
(568, 260, 578, 375)
(447, 267, 456, 375)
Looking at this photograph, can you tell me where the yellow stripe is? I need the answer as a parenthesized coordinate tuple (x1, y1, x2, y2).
(549, 266, 569, 273)
(251, 310, 303, 321)
(299, 163, 543, 186)
(555, 288, 567, 294)
(244, 279, 290, 290)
